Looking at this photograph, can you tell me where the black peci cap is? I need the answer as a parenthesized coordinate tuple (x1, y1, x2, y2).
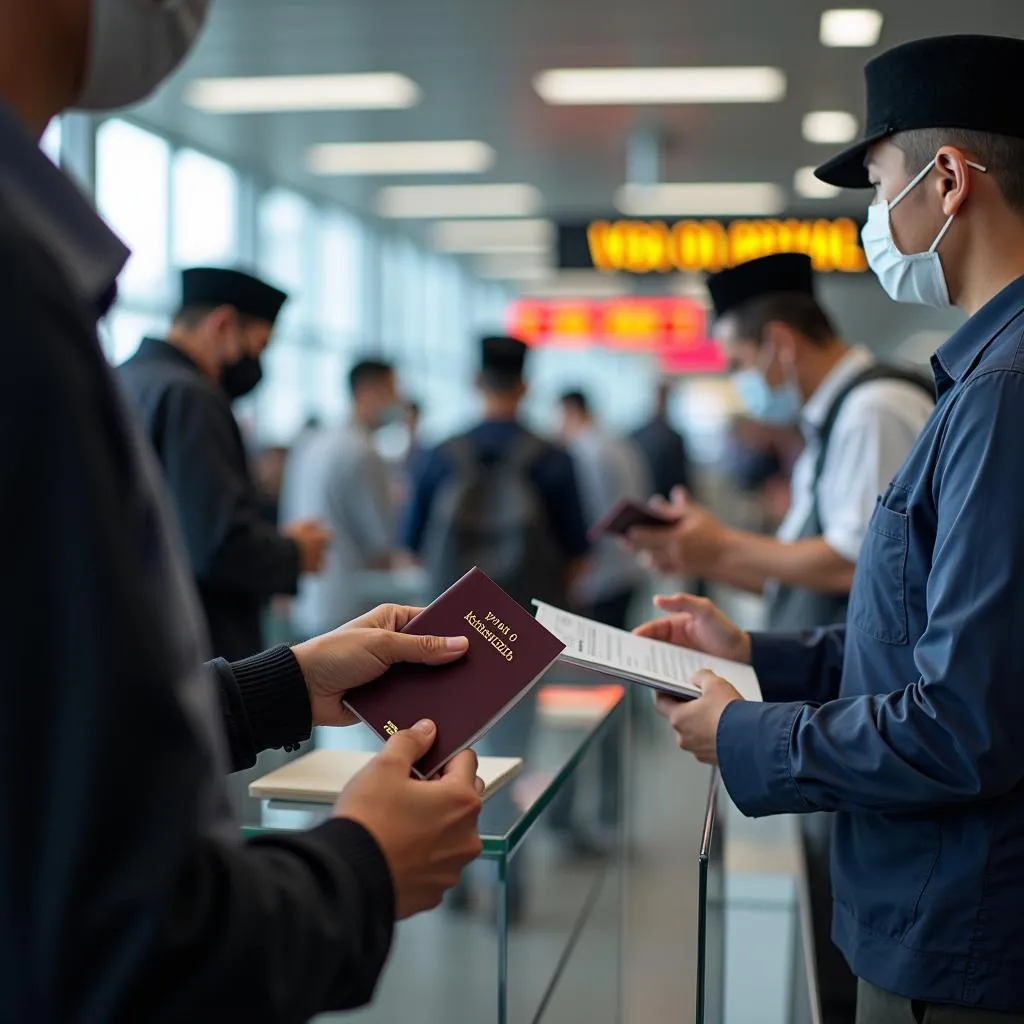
(706, 253, 815, 321)
(180, 267, 289, 324)
(815, 34, 1024, 189)
(480, 335, 528, 377)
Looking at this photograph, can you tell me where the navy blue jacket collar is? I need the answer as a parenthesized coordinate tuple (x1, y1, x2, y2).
(933, 274, 1024, 393)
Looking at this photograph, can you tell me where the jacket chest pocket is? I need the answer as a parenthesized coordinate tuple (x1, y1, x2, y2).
(850, 494, 909, 645)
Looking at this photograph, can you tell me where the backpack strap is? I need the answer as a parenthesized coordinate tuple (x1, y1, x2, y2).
(810, 363, 934, 522)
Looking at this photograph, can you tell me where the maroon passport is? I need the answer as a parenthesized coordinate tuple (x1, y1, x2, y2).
(343, 568, 566, 778)
(588, 498, 678, 542)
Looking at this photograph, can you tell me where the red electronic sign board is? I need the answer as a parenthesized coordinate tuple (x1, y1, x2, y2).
(507, 297, 725, 374)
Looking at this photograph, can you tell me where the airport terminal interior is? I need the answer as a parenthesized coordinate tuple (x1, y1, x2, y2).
(19, 1, 1024, 1022)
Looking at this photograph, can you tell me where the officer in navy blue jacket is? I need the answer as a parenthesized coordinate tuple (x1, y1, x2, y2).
(640, 35, 1024, 1023)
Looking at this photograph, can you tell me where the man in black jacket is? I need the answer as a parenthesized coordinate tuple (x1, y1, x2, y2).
(119, 268, 332, 661)
(0, 1, 483, 1020)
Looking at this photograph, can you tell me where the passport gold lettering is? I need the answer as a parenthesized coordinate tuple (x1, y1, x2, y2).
(464, 610, 517, 663)
(384, 720, 398, 737)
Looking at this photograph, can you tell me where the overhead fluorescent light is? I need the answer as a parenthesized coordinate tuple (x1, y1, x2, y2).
(307, 140, 493, 176)
(794, 167, 842, 199)
(185, 73, 421, 113)
(376, 184, 541, 219)
(616, 182, 786, 217)
(820, 9, 884, 47)
(534, 67, 786, 105)
(802, 110, 858, 144)
(475, 254, 553, 281)
(431, 219, 553, 254)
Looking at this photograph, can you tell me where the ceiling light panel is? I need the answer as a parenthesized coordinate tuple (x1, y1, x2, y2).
(820, 9, 884, 47)
(802, 110, 859, 144)
(475, 254, 553, 281)
(431, 219, 554, 254)
(185, 73, 421, 113)
(794, 167, 842, 199)
(534, 67, 786, 105)
(376, 184, 542, 219)
(616, 182, 786, 217)
(307, 141, 493, 176)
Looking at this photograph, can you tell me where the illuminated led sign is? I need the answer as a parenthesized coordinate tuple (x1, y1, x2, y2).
(508, 297, 725, 374)
(558, 217, 868, 275)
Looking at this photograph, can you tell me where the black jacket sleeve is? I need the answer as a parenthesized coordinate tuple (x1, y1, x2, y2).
(161, 381, 302, 599)
(0, 218, 393, 1023)
(213, 646, 313, 772)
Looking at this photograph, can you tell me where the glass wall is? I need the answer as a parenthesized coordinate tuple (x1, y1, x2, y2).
(75, 116, 510, 446)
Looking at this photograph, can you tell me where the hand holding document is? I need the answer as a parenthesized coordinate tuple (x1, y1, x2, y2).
(532, 602, 762, 703)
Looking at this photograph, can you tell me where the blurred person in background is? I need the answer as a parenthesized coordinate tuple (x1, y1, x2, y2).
(403, 399, 423, 470)
(253, 444, 290, 527)
(559, 390, 649, 628)
(0, 1, 485, 1019)
(630, 379, 692, 500)
(630, 254, 934, 633)
(404, 335, 589, 609)
(553, 389, 650, 852)
(404, 336, 590, 912)
(282, 359, 404, 639)
(119, 267, 332, 661)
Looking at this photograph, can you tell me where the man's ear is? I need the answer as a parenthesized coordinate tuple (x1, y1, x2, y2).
(935, 146, 975, 218)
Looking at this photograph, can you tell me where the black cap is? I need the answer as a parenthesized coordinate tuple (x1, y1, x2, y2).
(480, 335, 528, 378)
(815, 34, 1024, 189)
(180, 267, 289, 324)
(706, 254, 815, 320)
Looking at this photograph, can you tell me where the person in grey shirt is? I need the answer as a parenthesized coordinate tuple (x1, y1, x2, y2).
(559, 390, 650, 628)
(283, 360, 404, 637)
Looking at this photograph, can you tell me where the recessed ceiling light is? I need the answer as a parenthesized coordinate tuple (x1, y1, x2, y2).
(376, 184, 541, 219)
(820, 9, 884, 47)
(431, 219, 553, 253)
(615, 182, 786, 217)
(307, 141, 493, 176)
(794, 167, 842, 199)
(534, 67, 786, 105)
(185, 73, 421, 113)
(802, 110, 859, 145)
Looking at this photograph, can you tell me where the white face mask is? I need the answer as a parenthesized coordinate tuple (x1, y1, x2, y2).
(861, 155, 987, 308)
(75, 0, 210, 112)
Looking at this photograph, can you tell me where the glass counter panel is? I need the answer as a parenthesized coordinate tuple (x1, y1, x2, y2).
(241, 678, 628, 1024)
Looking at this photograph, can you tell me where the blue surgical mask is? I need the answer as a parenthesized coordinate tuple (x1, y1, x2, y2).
(733, 360, 802, 425)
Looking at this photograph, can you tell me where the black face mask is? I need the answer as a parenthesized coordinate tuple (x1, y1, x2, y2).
(221, 354, 264, 400)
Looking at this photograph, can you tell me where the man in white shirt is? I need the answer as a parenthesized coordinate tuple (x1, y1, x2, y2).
(629, 253, 934, 632)
(282, 360, 403, 637)
(559, 390, 650, 628)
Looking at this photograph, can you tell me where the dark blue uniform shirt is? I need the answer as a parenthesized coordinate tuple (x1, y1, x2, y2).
(719, 274, 1024, 1012)
(402, 419, 590, 561)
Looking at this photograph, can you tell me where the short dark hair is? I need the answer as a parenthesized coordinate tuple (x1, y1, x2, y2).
(560, 390, 590, 416)
(479, 367, 524, 393)
(727, 293, 836, 348)
(349, 359, 394, 396)
(173, 304, 261, 329)
(893, 129, 1024, 216)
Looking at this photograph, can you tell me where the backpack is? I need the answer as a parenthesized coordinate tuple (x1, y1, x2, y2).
(423, 431, 567, 609)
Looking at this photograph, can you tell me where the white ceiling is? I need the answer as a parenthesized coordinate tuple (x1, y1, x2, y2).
(132, 0, 1022, 267)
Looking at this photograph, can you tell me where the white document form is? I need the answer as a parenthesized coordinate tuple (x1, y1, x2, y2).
(533, 602, 762, 703)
